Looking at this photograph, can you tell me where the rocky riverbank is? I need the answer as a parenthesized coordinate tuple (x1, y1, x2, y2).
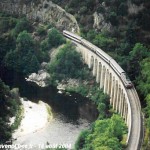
(25, 70, 50, 87)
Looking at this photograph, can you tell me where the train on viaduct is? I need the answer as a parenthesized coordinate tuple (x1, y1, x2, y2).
(63, 30, 143, 150)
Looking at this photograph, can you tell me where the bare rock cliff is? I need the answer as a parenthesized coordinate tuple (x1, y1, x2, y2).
(93, 12, 112, 32)
(0, 0, 79, 32)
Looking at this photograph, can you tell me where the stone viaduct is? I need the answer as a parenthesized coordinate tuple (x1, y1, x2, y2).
(68, 35, 143, 150)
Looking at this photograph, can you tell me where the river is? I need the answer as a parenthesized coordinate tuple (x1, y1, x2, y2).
(0, 68, 98, 149)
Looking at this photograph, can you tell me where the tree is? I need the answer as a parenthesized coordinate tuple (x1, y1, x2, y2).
(47, 43, 84, 80)
(118, 3, 128, 16)
(129, 43, 149, 61)
(75, 114, 127, 149)
(97, 103, 106, 119)
(22, 52, 40, 74)
(128, 43, 149, 79)
(4, 50, 21, 72)
(145, 95, 150, 119)
(48, 28, 65, 47)
(75, 130, 90, 150)
(0, 118, 12, 143)
(109, 114, 127, 139)
(107, 12, 118, 26)
(93, 33, 116, 51)
(4, 31, 40, 74)
(40, 39, 50, 51)
(86, 30, 96, 41)
(137, 57, 150, 97)
(12, 17, 31, 37)
(125, 22, 137, 45)
(16, 30, 34, 53)
(0, 79, 19, 143)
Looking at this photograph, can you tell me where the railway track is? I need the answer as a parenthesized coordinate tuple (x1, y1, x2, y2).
(126, 88, 143, 150)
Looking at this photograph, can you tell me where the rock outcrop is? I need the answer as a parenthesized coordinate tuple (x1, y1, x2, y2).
(0, 0, 79, 32)
(93, 12, 112, 32)
(26, 70, 50, 87)
(127, 1, 144, 15)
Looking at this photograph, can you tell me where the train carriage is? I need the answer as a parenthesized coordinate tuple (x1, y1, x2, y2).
(63, 30, 133, 88)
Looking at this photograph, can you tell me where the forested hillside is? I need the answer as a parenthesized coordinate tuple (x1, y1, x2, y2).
(51, 0, 150, 149)
(0, 13, 65, 75)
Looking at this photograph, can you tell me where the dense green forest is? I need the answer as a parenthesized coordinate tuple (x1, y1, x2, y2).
(75, 114, 127, 150)
(0, 13, 65, 75)
(0, 79, 21, 144)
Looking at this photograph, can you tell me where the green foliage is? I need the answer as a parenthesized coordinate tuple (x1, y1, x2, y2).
(0, 79, 20, 143)
(11, 106, 23, 131)
(107, 11, 118, 26)
(16, 30, 34, 52)
(73, 84, 89, 97)
(36, 26, 47, 36)
(128, 43, 149, 79)
(118, 3, 128, 16)
(131, 0, 147, 5)
(0, 15, 16, 65)
(80, 6, 88, 14)
(12, 17, 31, 37)
(47, 43, 87, 80)
(0, 15, 66, 76)
(4, 31, 40, 74)
(93, 32, 116, 51)
(0, 13, 17, 33)
(97, 6, 105, 14)
(0, 118, 12, 143)
(145, 95, 150, 119)
(0, 35, 15, 65)
(142, 94, 150, 149)
(47, 28, 65, 47)
(125, 22, 137, 46)
(131, 44, 150, 148)
(40, 28, 65, 52)
(40, 39, 50, 51)
(75, 130, 90, 150)
(75, 114, 127, 150)
(137, 8, 150, 31)
(137, 58, 150, 97)
(98, 103, 106, 119)
(129, 43, 149, 61)
(86, 29, 96, 41)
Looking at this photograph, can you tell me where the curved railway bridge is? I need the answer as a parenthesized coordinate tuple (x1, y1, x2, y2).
(63, 31, 143, 150)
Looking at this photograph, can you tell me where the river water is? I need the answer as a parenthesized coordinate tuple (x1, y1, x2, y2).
(0, 69, 98, 149)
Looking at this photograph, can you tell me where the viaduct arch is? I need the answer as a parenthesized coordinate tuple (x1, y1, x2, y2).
(69, 36, 143, 150)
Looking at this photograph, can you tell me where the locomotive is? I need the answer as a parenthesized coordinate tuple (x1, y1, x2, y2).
(63, 30, 133, 88)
